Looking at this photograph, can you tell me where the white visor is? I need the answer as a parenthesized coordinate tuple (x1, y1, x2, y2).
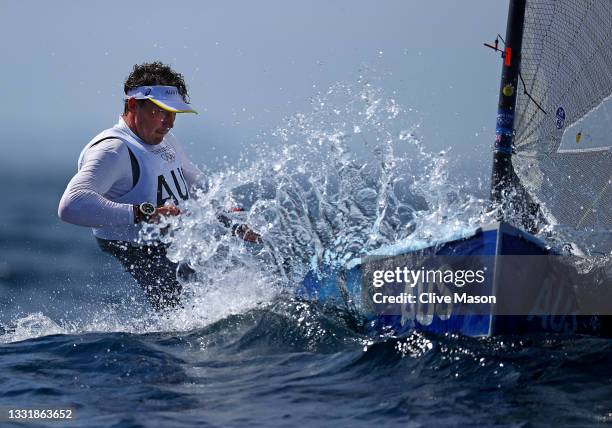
(126, 85, 197, 113)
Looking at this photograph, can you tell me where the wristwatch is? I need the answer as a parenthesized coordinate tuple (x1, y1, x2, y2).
(134, 202, 156, 223)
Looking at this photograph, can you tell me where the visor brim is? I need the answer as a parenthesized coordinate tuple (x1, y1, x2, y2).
(149, 98, 198, 114)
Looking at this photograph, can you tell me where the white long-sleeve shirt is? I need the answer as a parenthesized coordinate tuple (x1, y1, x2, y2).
(59, 118, 204, 228)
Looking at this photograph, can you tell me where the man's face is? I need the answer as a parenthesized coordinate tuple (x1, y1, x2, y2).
(132, 99, 176, 145)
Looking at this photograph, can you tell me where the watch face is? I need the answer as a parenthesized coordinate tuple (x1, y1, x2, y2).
(140, 203, 156, 215)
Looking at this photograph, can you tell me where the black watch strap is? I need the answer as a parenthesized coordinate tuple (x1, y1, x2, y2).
(133, 205, 141, 224)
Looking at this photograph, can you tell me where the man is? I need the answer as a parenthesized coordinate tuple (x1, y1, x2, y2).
(59, 61, 258, 310)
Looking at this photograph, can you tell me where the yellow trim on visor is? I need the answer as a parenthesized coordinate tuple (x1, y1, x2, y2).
(148, 98, 198, 114)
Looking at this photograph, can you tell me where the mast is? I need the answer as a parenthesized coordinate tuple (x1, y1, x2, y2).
(490, 0, 527, 213)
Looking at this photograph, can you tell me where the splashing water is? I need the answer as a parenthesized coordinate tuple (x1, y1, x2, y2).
(153, 81, 491, 317)
(2, 81, 492, 342)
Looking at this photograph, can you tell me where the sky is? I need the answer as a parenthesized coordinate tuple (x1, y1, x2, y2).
(0, 0, 508, 174)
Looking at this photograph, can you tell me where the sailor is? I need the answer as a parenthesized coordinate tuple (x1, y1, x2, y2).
(58, 61, 259, 310)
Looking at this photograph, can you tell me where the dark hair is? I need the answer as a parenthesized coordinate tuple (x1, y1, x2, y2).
(123, 61, 189, 113)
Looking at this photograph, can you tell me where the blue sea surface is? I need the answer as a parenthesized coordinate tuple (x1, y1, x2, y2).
(1, 170, 611, 427)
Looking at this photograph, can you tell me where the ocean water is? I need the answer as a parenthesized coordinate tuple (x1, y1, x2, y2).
(1, 84, 611, 427)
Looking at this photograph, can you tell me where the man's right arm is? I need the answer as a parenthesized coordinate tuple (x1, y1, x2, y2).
(58, 140, 135, 227)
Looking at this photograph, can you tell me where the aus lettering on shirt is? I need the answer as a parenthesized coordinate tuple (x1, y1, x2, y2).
(157, 167, 189, 206)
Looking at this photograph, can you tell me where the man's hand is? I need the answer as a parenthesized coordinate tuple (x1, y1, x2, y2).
(150, 205, 181, 223)
(234, 224, 262, 244)
(216, 209, 262, 243)
(134, 204, 181, 224)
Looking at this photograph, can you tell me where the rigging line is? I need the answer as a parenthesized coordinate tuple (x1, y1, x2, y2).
(519, 72, 548, 115)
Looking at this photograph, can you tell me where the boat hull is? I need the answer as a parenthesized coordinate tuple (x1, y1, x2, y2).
(301, 223, 611, 337)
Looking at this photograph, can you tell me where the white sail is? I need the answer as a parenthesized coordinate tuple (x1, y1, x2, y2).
(512, 0, 612, 231)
